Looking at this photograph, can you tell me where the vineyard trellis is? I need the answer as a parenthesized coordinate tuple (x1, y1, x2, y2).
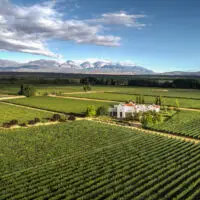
(1, 121, 200, 199)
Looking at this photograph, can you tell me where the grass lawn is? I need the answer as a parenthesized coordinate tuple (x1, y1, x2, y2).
(0, 102, 53, 125)
(6, 96, 114, 114)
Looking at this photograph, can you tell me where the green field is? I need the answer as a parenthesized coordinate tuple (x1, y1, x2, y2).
(109, 87, 200, 99)
(0, 102, 53, 125)
(6, 96, 114, 114)
(147, 110, 200, 139)
(2, 84, 200, 99)
(36, 85, 114, 95)
(66, 92, 200, 109)
(1, 121, 200, 199)
(0, 84, 115, 95)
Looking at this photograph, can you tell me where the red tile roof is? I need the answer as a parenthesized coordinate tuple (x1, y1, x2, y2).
(124, 103, 135, 107)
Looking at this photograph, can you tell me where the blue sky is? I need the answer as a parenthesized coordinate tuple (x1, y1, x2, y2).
(1, 0, 200, 72)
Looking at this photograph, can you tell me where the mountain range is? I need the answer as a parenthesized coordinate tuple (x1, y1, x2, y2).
(0, 59, 199, 75)
(0, 59, 154, 75)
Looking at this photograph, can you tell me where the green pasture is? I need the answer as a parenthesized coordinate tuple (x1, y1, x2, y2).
(0, 102, 53, 125)
(6, 96, 114, 114)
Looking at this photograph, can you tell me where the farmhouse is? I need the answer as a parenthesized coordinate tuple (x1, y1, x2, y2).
(108, 102, 160, 118)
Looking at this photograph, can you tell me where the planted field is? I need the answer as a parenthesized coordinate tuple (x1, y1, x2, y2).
(0, 84, 19, 95)
(109, 87, 200, 99)
(36, 85, 114, 95)
(66, 92, 200, 109)
(6, 96, 114, 114)
(0, 102, 53, 125)
(1, 120, 200, 199)
(147, 111, 200, 139)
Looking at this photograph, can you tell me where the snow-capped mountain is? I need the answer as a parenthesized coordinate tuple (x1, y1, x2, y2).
(26, 60, 60, 68)
(60, 60, 81, 69)
(0, 59, 155, 74)
(80, 61, 93, 69)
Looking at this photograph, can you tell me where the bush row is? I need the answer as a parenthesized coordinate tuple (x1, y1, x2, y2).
(1, 114, 76, 128)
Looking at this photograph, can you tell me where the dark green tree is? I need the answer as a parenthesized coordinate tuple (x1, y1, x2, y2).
(96, 106, 108, 116)
(18, 84, 36, 97)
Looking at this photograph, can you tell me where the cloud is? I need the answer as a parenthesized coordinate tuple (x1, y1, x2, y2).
(86, 11, 146, 28)
(0, 0, 120, 58)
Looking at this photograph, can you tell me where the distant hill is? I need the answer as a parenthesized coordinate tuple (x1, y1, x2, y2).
(0, 59, 154, 75)
(161, 71, 200, 76)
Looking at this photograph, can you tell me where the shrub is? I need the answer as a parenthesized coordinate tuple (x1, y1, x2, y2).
(96, 106, 108, 116)
(85, 106, 96, 117)
(59, 118, 66, 122)
(20, 123, 27, 127)
(28, 120, 36, 125)
(43, 92, 49, 96)
(34, 118, 40, 123)
(68, 115, 76, 121)
(83, 84, 92, 92)
(52, 114, 62, 121)
(2, 123, 11, 128)
(9, 120, 18, 126)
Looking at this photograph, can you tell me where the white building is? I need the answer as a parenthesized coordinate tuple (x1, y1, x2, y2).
(108, 102, 160, 118)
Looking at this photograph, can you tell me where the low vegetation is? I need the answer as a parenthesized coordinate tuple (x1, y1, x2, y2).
(18, 84, 36, 97)
(0, 102, 52, 126)
(6, 96, 113, 115)
(147, 110, 200, 139)
(1, 121, 200, 199)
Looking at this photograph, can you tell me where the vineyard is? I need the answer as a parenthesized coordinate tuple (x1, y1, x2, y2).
(108, 87, 200, 99)
(0, 102, 52, 125)
(6, 96, 113, 114)
(1, 121, 200, 199)
(65, 92, 200, 109)
(3, 84, 200, 98)
(147, 110, 200, 139)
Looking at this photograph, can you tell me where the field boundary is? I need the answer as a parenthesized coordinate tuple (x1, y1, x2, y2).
(62, 90, 114, 95)
(0, 95, 26, 100)
(0, 121, 61, 130)
(49, 94, 119, 103)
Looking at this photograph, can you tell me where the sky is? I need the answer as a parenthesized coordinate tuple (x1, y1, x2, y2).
(0, 0, 200, 72)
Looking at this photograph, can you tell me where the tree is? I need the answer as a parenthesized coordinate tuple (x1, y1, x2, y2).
(142, 113, 153, 128)
(153, 112, 163, 124)
(96, 106, 108, 116)
(136, 96, 139, 104)
(155, 96, 158, 105)
(159, 96, 162, 106)
(141, 95, 145, 104)
(155, 96, 162, 106)
(18, 84, 24, 95)
(83, 84, 92, 92)
(18, 84, 36, 97)
(86, 105, 96, 117)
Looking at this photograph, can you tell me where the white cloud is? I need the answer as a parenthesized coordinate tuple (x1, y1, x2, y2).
(0, 0, 121, 58)
(86, 11, 146, 28)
